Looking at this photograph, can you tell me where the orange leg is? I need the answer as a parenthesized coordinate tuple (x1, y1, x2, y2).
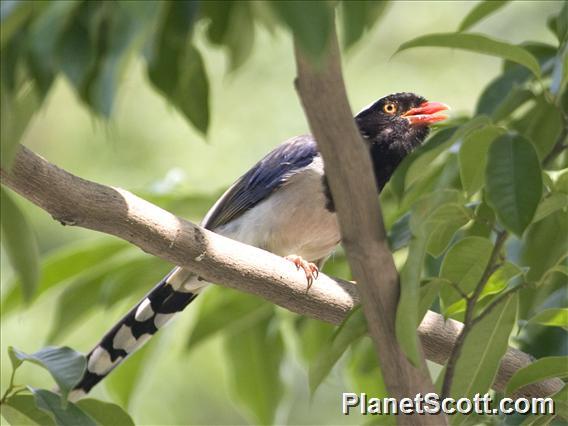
(285, 255, 319, 291)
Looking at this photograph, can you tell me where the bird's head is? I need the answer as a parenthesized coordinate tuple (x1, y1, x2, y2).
(355, 92, 449, 155)
(354, 92, 449, 190)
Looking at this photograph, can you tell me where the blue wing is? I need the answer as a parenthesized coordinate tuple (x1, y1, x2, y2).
(202, 135, 319, 230)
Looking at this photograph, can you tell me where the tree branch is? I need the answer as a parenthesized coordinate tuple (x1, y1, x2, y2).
(292, 26, 442, 425)
(0, 146, 563, 400)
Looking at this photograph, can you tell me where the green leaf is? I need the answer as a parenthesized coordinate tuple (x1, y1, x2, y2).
(444, 261, 521, 317)
(424, 204, 472, 257)
(148, 2, 209, 134)
(387, 212, 412, 251)
(459, 126, 506, 196)
(409, 189, 465, 233)
(406, 190, 470, 258)
(537, 262, 568, 286)
(340, 0, 388, 49)
(391, 117, 490, 200)
(47, 254, 169, 342)
(347, 338, 387, 397)
(1, 404, 38, 426)
(85, 2, 158, 116)
(269, 1, 333, 59)
(521, 414, 555, 426)
(1, 394, 55, 426)
(25, 1, 82, 100)
(171, 45, 209, 134)
(534, 193, 568, 223)
(0, 187, 39, 302)
(492, 88, 534, 122)
(0, 0, 39, 48)
(419, 279, 444, 320)
(98, 256, 171, 309)
(548, 1, 568, 44)
(310, 307, 368, 393)
(8, 344, 24, 371)
(441, 294, 518, 425)
(293, 316, 336, 365)
(526, 308, 568, 330)
(224, 317, 284, 425)
(476, 67, 530, 118)
(1, 239, 129, 316)
(53, 1, 157, 115)
(522, 210, 568, 283)
(551, 384, 568, 420)
(396, 236, 427, 366)
(396, 32, 541, 77)
(503, 42, 557, 75)
(506, 356, 568, 395)
(556, 169, 568, 194)
(1, 82, 40, 167)
(514, 96, 564, 162)
(466, 199, 495, 239)
(439, 236, 494, 309)
(105, 339, 153, 408)
(55, 2, 99, 98)
(31, 389, 96, 426)
(550, 45, 566, 96)
(75, 399, 135, 426)
(201, 1, 255, 70)
(187, 286, 271, 350)
(485, 133, 542, 236)
(458, 0, 510, 32)
(10, 347, 86, 401)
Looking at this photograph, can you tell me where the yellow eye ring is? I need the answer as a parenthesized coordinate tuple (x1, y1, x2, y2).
(383, 103, 397, 114)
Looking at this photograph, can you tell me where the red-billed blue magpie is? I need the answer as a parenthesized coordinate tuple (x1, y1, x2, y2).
(70, 92, 449, 399)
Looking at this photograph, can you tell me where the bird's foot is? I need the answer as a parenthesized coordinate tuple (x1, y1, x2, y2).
(285, 255, 319, 291)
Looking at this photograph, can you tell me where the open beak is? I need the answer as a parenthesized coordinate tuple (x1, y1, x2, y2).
(402, 101, 450, 125)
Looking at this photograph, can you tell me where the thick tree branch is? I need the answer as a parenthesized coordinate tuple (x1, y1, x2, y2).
(0, 146, 563, 401)
(293, 28, 441, 426)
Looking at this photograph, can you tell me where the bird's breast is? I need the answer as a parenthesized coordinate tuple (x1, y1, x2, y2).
(215, 156, 340, 262)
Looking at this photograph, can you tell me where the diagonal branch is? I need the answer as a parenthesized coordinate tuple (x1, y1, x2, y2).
(0, 145, 563, 400)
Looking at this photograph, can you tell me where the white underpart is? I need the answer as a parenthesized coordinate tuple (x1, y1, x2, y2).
(87, 347, 122, 375)
(134, 298, 154, 322)
(214, 156, 340, 261)
(154, 313, 175, 329)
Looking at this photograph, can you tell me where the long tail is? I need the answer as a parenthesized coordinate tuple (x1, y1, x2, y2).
(70, 267, 206, 400)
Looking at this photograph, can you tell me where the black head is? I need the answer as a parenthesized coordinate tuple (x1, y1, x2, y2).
(355, 92, 449, 190)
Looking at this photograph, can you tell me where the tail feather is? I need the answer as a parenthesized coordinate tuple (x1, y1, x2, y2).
(71, 267, 205, 397)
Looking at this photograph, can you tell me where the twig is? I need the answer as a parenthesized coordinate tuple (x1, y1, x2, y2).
(441, 230, 509, 398)
(448, 281, 470, 301)
(471, 282, 528, 328)
(543, 126, 567, 168)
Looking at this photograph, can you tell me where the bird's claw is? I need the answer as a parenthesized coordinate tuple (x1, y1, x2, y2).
(285, 255, 319, 291)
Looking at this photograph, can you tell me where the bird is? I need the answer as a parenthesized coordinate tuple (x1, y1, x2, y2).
(69, 92, 449, 399)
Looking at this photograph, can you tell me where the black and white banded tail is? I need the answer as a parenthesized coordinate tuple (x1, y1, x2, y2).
(70, 267, 204, 400)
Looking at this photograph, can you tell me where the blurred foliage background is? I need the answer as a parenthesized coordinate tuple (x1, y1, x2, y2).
(1, 1, 567, 425)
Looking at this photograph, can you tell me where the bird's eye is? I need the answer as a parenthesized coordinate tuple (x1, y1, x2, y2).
(383, 103, 397, 114)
